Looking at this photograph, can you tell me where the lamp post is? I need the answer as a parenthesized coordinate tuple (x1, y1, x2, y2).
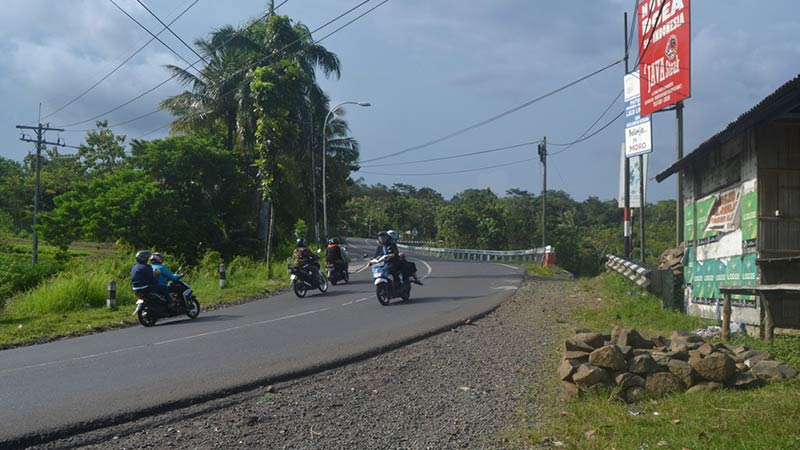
(322, 100, 370, 241)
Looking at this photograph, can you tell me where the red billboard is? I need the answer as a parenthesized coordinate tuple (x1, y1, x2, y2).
(637, 0, 691, 117)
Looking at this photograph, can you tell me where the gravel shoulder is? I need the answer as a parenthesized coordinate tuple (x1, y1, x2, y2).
(26, 275, 596, 450)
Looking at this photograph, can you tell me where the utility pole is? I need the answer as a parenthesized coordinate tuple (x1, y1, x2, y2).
(676, 101, 685, 246)
(16, 119, 65, 264)
(623, 12, 632, 259)
(538, 137, 547, 249)
(639, 154, 646, 263)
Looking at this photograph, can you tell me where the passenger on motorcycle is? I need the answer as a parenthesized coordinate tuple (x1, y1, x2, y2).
(149, 252, 184, 299)
(325, 238, 348, 272)
(399, 253, 423, 285)
(131, 250, 173, 306)
(293, 238, 320, 279)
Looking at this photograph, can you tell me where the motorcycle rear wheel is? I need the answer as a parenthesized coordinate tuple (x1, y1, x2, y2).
(293, 280, 307, 298)
(376, 284, 390, 306)
(185, 299, 200, 319)
(137, 309, 158, 327)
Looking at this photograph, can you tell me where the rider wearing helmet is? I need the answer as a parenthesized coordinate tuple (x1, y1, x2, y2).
(325, 238, 348, 272)
(375, 231, 401, 286)
(293, 238, 320, 279)
(150, 252, 184, 298)
(131, 250, 172, 305)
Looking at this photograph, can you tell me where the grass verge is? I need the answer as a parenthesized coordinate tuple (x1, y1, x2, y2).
(512, 272, 800, 450)
(0, 255, 288, 349)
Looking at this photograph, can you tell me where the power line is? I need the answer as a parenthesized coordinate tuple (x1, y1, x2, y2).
(108, 0, 202, 73)
(132, 0, 387, 139)
(548, 88, 623, 148)
(550, 110, 625, 156)
(359, 156, 538, 177)
(135, 0, 209, 65)
(56, 0, 294, 128)
(359, 141, 539, 168)
(358, 58, 623, 164)
(31, 0, 201, 125)
(315, 0, 389, 42)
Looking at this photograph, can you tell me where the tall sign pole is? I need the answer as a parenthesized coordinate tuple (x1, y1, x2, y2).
(16, 119, 65, 264)
(623, 12, 632, 259)
(636, 0, 692, 247)
(676, 101, 685, 246)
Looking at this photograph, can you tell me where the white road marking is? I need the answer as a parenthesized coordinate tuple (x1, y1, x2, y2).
(0, 307, 333, 375)
(153, 308, 331, 346)
(342, 301, 354, 306)
(495, 263, 520, 270)
(415, 258, 433, 280)
(491, 286, 518, 291)
(354, 297, 369, 303)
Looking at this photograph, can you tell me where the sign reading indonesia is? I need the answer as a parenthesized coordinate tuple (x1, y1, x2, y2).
(638, 0, 691, 116)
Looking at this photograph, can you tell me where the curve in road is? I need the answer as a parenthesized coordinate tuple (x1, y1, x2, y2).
(0, 240, 523, 448)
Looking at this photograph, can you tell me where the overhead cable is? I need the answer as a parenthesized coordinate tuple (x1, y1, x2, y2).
(358, 58, 623, 164)
(135, 0, 209, 65)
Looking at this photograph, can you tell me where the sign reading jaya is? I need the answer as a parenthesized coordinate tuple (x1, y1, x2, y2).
(637, 0, 691, 117)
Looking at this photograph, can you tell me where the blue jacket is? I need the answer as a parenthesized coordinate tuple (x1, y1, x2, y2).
(151, 262, 181, 286)
(131, 263, 158, 291)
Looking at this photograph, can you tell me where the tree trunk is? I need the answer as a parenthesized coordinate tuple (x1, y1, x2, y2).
(265, 198, 274, 278)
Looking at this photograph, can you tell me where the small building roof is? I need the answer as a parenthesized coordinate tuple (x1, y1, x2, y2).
(655, 74, 800, 183)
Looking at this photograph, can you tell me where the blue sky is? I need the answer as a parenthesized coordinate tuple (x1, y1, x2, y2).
(1, 0, 798, 202)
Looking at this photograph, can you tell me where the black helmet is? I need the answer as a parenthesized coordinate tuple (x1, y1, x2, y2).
(135, 250, 151, 264)
(377, 231, 390, 245)
(328, 238, 339, 245)
(296, 238, 306, 248)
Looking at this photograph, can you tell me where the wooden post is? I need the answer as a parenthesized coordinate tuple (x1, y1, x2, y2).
(759, 294, 766, 340)
(721, 293, 731, 341)
(761, 293, 774, 342)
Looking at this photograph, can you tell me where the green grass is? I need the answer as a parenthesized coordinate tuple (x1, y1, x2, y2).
(511, 273, 800, 450)
(0, 254, 289, 349)
(523, 263, 568, 277)
(575, 272, 713, 337)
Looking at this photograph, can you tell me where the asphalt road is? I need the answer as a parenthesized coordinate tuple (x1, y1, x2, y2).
(0, 240, 523, 446)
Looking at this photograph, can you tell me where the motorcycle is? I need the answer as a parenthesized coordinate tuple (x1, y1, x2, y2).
(289, 262, 328, 298)
(132, 280, 200, 327)
(370, 254, 411, 305)
(326, 261, 349, 285)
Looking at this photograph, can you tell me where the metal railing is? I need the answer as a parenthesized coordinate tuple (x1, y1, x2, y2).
(399, 243, 545, 263)
(605, 254, 651, 288)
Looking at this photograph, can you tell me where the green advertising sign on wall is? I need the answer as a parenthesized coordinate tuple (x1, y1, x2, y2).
(684, 203, 695, 242)
(695, 196, 718, 239)
(741, 190, 758, 241)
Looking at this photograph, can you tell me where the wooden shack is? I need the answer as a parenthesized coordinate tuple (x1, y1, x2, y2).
(656, 74, 800, 334)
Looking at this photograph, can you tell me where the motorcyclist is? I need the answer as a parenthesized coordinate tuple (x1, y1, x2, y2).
(130, 250, 172, 306)
(293, 238, 320, 280)
(149, 252, 184, 299)
(399, 253, 423, 285)
(375, 230, 401, 286)
(325, 238, 348, 274)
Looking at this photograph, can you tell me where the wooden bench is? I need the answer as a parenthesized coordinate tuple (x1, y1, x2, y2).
(719, 284, 800, 342)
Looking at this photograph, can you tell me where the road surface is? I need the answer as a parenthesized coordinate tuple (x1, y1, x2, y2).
(0, 240, 523, 446)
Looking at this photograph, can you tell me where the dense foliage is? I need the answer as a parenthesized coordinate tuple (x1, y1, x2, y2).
(344, 181, 677, 276)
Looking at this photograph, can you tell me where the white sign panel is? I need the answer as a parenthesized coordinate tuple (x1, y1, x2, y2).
(624, 71, 653, 158)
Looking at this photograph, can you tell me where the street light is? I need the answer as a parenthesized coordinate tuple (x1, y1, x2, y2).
(322, 101, 370, 241)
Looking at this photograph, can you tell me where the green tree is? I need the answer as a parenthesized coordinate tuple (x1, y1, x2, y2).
(76, 120, 126, 174)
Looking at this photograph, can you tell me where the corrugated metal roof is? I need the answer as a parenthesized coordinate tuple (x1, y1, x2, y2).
(655, 74, 800, 183)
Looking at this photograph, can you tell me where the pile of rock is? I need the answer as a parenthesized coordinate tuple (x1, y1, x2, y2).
(559, 326, 798, 403)
(659, 245, 685, 281)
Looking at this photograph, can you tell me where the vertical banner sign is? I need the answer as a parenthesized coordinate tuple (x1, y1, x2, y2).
(638, 0, 691, 117)
(618, 145, 649, 208)
(624, 71, 653, 157)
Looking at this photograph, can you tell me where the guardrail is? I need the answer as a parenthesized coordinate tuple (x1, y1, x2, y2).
(605, 254, 651, 288)
(399, 243, 545, 263)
